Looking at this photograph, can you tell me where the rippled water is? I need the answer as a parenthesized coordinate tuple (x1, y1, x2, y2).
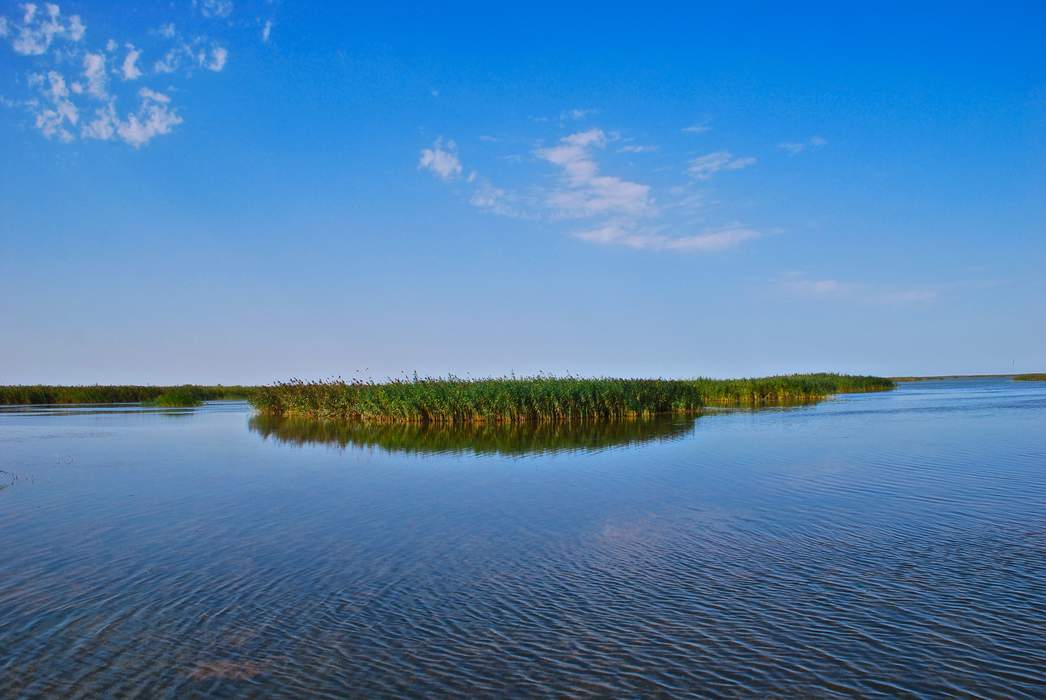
(1, 379, 1045, 698)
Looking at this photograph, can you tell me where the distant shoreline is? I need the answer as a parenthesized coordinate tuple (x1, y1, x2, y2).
(892, 374, 1045, 382)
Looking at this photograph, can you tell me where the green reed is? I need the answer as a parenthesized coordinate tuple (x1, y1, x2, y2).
(250, 373, 895, 424)
(0, 385, 255, 405)
(1013, 373, 1046, 381)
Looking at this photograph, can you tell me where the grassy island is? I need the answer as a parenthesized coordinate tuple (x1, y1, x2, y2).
(1014, 373, 1046, 381)
(250, 373, 894, 424)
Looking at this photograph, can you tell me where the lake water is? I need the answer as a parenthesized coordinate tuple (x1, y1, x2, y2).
(2, 379, 1044, 697)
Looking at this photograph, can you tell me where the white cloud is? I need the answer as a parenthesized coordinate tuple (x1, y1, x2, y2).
(81, 99, 116, 140)
(207, 45, 227, 71)
(0, 17, 8, 37)
(261, 19, 273, 43)
(157, 23, 176, 39)
(82, 52, 107, 98)
(574, 224, 759, 252)
(419, 137, 463, 180)
(30, 70, 78, 142)
(687, 150, 756, 180)
(197, 0, 233, 19)
(154, 47, 181, 74)
(116, 88, 182, 148)
(121, 46, 142, 80)
(777, 136, 827, 155)
(152, 38, 227, 74)
(682, 121, 711, 134)
(77, 88, 182, 147)
(9, 2, 86, 55)
(536, 129, 652, 218)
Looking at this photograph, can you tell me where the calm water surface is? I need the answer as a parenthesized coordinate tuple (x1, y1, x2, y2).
(1, 379, 1044, 697)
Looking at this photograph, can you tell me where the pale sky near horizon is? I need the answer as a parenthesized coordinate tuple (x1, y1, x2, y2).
(1, 1, 1044, 384)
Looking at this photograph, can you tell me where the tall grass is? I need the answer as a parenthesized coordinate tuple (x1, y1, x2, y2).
(0, 385, 254, 405)
(250, 373, 894, 424)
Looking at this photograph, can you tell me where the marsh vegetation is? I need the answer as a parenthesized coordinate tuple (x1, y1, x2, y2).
(0, 385, 253, 405)
(250, 374, 894, 424)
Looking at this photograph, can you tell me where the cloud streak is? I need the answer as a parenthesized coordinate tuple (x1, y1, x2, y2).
(688, 151, 756, 180)
(777, 136, 827, 155)
(420, 124, 763, 254)
(780, 272, 937, 304)
(575, 224, 759, 252)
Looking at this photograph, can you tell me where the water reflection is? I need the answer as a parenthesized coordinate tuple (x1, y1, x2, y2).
(249, 414, 699, 456)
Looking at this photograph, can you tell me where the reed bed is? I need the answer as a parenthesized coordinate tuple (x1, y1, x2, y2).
(250, 373, 894, 424)
(1014, 373, 1046, 381)
(0, 385, 254, 405)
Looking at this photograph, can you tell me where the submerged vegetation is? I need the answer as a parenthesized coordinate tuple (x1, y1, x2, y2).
(0, 385, 253, 405)
(250, 374, 895, 424)
(250, 414, 696, 456)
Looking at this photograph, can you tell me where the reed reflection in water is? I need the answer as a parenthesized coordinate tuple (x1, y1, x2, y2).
(249, 413, 699, 456)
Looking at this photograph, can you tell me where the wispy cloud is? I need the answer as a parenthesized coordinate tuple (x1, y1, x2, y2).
(536, 129, 652, 218)
(575, 224, 759, 251)
(780, 272, 937, 304)
(420, 123, 763, 254)
(777, 135, 827, 155)
(561, 107, 597, 121)
(618, 144, 657, 154)
(196, 0, 233, 19)
(153, 32, 229, 75)
(681, 121, 711, 134)
(261, 19, 273, 43)
(1, 3, 229, 147)
(530, 107, 599, 124)
(419, 137, 463, 180)
(687, 150, 756, 180)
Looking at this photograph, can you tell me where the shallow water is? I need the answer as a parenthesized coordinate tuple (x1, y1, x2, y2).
(1, 379, 1044, 698)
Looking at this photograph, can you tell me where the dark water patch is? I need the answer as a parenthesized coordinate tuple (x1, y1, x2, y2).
(249, 413, 699, 456)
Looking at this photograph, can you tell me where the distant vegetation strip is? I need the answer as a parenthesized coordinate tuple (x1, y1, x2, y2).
(892, 373, 1046, 382)
(250, 374, 895, 424)
(0, 385, 254, 405)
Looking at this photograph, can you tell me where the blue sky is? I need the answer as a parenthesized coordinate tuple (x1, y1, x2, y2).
(1, 1, 1044, 384)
